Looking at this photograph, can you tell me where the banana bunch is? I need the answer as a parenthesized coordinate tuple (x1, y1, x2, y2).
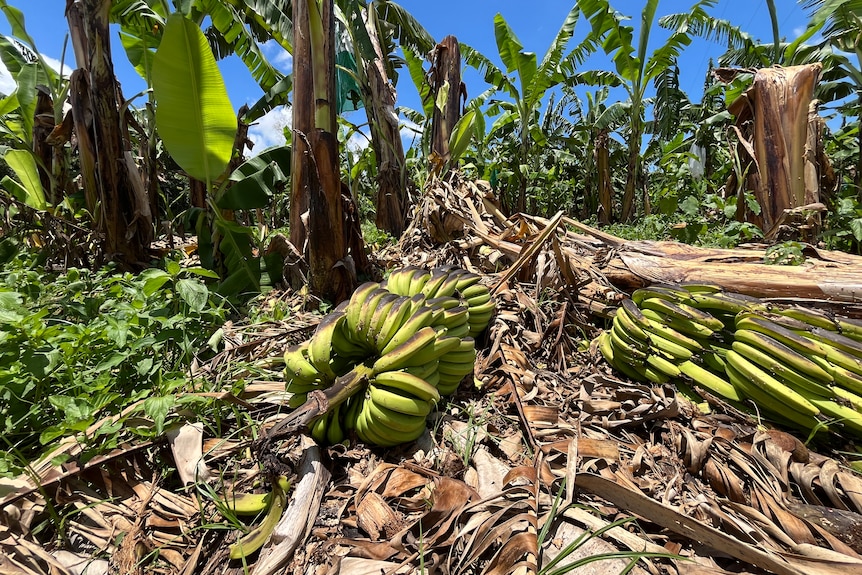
(281, 266, 495, 447)
(599, 283, 862, 439)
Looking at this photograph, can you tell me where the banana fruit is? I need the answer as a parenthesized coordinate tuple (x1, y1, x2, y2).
(281, 265, 494, 448)
(599, 287, 862, 441)
(229, 476, 291, 560)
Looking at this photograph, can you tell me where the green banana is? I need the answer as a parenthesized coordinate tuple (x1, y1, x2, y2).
(735, 315, 829, 358)
(403, 359, 440, 381)
(229, 476, 291, 560)
(331, 318, 371, 358)
(631, 284, 693, 305)
(373, 370, 441, 403)
(283, 343, 321, 382)
(680, 283, 722, 294)
(367, 383, 432, 416)
(811, 355, 862, 396)
(807, 326, 862, 358)
(437, 359, 474, 377)
(326, 403, 345, 445)
(438, 305, 469, 329)
(308, 312, 346, 378)
(778, 306, 838, 331)
(365, 293, 400, 346)
(725, 350, 820, 417)
(434, 272, 464, 299)
(611, 314, 650, 354)
(420, 272, 448, 299)
(805, 395, 862, 436)
(645, 353, 682, 378)
(835, 316, 862, 342)
(730, 340, 835, 398)
(642, 318, 703, 352)
(222, 491, 272, 516)
(403, 332, 461, 367)
(460, 282, 490, 301)
(440, 349, 478, 365)
(355, 407, 401, 447)
(357, 289, 392, 344)
(466, 297, 495, 317)
(724, 362, 825, 431)
(380, 304, 436, 355)
(640, 308, 715, 339)
(613, 305, 649, 341)
(733, 328, 832, 383)
(443, 322, 471, 340)
(364, 397, 427, 434)
(455, 272, 482, 291)
(407, 269, 432, 296)
(372, 326, 440, 373)
(677, 360, 742, 402)
(688, 291, 756, 314)
(374, 296, 413, 352)
(309, 412, 329, 444)
(346, 282, 381, 333)
(427, 296, 460, 311)
(608, 326, 648, 359)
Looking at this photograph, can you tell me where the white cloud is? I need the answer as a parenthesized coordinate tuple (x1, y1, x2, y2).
(247, 105, 291, 151)
(262, 40, 293, 74)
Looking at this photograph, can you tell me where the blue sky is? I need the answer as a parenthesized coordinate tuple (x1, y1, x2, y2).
(0, 1, 812, 151)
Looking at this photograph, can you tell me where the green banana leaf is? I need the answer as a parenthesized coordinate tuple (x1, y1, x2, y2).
(152, 13, 236, 183)
(2, 148, 45, 209)
(215, 145, 291, 210)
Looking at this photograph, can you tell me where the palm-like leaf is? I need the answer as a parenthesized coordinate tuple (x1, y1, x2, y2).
(461, 43, 518, 100)
(525, 5, 580, 107)
(200, 0, 285, 93)
(373, 0, 434, 58)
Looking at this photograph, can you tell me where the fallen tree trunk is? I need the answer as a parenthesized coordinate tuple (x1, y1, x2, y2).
(598, 240, 862, 306)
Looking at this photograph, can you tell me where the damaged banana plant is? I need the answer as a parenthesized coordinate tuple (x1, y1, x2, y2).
(280, 266, 494, 447)
(598, 283, 862, 440)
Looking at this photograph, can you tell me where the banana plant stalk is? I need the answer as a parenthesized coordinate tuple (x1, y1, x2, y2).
(291, 0, 353, 303)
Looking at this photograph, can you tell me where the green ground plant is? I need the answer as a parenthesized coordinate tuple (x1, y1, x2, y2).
(0, 252, 227, 476)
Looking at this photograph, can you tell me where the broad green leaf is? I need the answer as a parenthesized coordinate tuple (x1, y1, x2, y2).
(216, 145, 291, 209)
(0, 2, 37, 53)
(152, 13, 236, 182)
(851, 218, 862, 243)
(494, 13, 524, 73)
(448, 108, 477, 166)
(214, 218, 260, 296)
(3, 149, 45, 209)
(177, 278, 208, 312)
(139, 268, 171, 296)
(15, 62, 36, 140)
(119, 27, 161, 83)
(143, 395, 175, 435)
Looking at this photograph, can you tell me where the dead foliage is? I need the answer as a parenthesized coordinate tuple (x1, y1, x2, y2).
(4, 173, 862, 575)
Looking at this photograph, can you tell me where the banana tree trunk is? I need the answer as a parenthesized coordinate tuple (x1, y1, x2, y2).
(293, 0, 353, 303)
(429, 35, 463, 174)
(621, 130, 639, 222)
(66, 0, 153, 268)
(364, 10, 407, 237)
(728, 64, 824, 237)
(596, 129, 612, 225)
(290, 0, 313, 254)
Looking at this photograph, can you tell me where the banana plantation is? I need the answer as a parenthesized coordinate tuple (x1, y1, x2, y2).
(5, 1, 862, 574)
